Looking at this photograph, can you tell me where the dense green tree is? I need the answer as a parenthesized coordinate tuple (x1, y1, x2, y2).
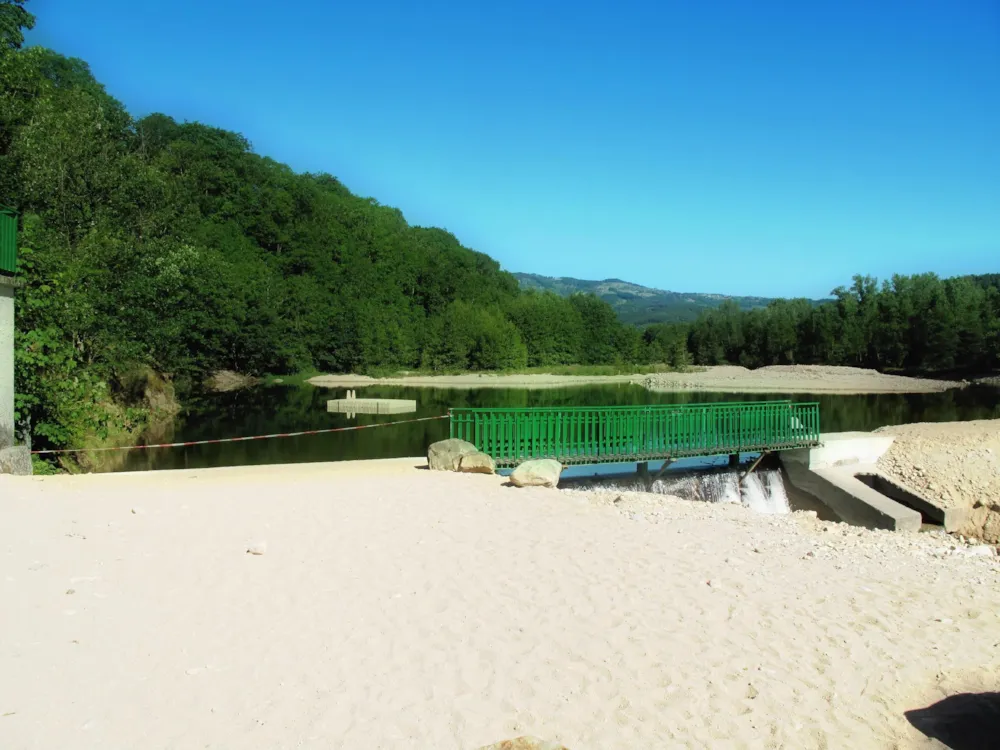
(569, 294, 622, 364)
(642, 323, 691, 368)
(0, 0, 33, 52)
(684, 272, 999, 375)
(507, 291, 585, 366)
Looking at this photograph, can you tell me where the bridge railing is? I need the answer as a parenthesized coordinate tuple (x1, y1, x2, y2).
(449, 401, 821, 467)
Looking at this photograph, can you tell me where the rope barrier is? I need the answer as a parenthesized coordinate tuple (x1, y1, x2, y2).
(30, 414, 451, 455)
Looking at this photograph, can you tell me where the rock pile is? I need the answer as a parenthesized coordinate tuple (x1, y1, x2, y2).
(425, 440, 564, 486)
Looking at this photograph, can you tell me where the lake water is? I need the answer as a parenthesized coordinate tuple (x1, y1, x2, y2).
(119, 383, 1000, 473)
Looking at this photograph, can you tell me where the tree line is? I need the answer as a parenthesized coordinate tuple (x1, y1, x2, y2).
(685, 274, 1000, 372)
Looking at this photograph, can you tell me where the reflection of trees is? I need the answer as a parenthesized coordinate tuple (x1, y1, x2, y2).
(124, 385, 1000, 472)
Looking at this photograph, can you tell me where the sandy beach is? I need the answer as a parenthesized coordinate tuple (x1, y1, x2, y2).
(2, 459, 998, 749)
(309, 365, 964, 394)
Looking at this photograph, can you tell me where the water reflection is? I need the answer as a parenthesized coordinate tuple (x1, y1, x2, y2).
(120, 384, 999, 473)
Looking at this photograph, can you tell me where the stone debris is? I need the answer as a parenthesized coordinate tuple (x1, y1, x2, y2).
(246, 541, 267, 556)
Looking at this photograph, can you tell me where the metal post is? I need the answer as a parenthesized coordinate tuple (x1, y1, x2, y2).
(739, 452, 768, 486)
(728, 453, 740, 468)
(646, 458, 674, 489)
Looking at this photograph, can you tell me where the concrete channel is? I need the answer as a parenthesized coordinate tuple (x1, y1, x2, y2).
(780, 432, 927, 532)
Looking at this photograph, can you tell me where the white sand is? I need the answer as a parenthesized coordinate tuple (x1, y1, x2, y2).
(309, 365, 963, 394)
(2, 459, 999, 749)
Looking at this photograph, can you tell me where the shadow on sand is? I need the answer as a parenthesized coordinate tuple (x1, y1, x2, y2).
(905, 693, 1000, 750)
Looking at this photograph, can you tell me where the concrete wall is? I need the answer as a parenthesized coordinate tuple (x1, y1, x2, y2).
(0, 276, 30, 474)
(854, 467, 970, 532)
(0, 279, 14, 448)
(782, 431, 895, 469)
(779, 432, 921, 532)
(783, 460, 922, 532)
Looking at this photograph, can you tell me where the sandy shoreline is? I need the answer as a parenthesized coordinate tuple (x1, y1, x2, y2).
(2, 458, 998, 748)
(309, 365, 964, 394)
(308, 372, 639, 390)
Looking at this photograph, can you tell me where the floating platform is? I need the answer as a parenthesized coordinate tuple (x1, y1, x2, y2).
(327, 392, 416, 415)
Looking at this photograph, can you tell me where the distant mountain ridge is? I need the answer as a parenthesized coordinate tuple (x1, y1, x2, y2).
(513, 272, 777, 325)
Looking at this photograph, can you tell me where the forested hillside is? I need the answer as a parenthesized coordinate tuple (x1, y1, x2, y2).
(0, 1, 658, 454)
(514, 273, 780, 324)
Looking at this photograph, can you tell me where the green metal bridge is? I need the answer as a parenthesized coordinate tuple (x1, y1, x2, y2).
(449, 400, 821, 468)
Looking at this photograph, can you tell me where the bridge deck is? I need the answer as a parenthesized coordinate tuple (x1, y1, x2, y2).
(449, 401, 821, 468)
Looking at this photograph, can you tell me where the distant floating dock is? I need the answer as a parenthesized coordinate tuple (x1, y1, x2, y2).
(327, 390, 416, 415)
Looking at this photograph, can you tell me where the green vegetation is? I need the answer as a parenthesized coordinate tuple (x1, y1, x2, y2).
(1, 2, 670, 458)
(687, 274, 1000, 372)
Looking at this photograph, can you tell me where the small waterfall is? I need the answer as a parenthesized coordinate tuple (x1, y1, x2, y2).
(568, 467, 791, 514)
(656, 469, 790, 514)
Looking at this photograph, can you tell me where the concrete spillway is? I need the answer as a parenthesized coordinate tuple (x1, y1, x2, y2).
(780, 432, 923, 532)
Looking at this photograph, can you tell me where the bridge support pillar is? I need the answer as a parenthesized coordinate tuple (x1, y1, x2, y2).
(728, 453, 740, 468)
(637, 462, 649, 481)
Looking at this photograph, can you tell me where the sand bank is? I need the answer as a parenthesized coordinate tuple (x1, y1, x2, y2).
(641, 365, 963, 394)
(309, 365, 963, 394)
(308, 372, 638, 390)
(1, 459, 998, 748)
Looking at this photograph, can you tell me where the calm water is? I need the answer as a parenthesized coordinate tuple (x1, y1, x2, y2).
(118, 384, 1000, 472)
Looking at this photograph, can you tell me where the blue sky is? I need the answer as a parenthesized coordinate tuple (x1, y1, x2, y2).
(27, 0, 1000, 298)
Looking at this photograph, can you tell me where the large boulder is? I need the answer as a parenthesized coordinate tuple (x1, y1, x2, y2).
(458, 451, 496, 475)
(427, 438, 479, 471)
(510, 459, 562, 488)
(477, 738, 570, 750)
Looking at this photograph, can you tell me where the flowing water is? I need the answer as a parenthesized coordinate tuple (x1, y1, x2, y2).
(563, 467, 793, 513)
(119, 382, 1000, 474)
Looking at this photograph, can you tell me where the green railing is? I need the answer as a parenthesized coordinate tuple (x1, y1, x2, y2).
(449, 401, 821, 467)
